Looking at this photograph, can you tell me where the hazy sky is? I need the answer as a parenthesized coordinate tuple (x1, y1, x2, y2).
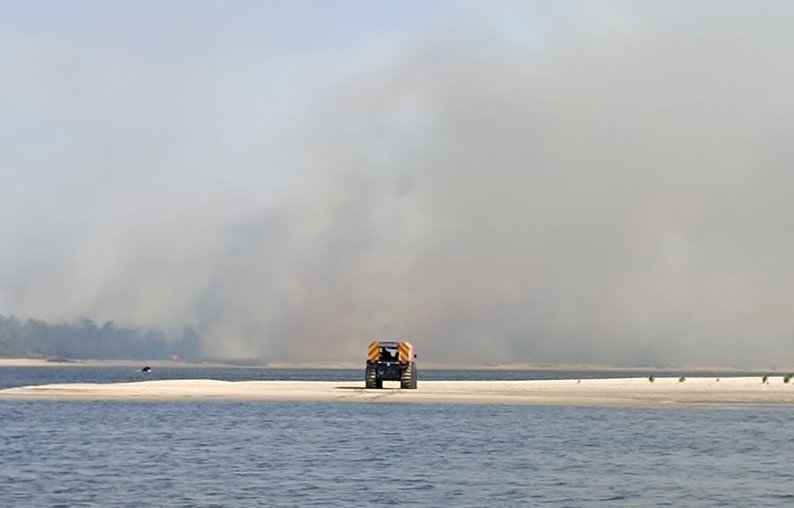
(3, 1, 794, 367)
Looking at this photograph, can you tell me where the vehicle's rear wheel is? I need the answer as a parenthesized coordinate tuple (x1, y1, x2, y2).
(365, 366, 378, 389)
(401, 364, 417, 389)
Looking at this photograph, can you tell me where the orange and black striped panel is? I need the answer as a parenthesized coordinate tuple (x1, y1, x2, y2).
(367, 341, 380, 361)
(398, 342, 411, 363)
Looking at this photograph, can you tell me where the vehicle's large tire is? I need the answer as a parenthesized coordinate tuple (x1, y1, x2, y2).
(401, 364, 416, 389)
(411, 366, 418, 389)
(365, 366, 378, 389)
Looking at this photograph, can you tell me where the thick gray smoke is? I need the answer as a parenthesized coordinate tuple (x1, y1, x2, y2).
(3, 2, 794, 366)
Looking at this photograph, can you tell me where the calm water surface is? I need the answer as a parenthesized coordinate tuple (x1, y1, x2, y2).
(1, 367, 793, 507)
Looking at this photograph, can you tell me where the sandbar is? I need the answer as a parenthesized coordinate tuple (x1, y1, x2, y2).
(2, 377, 794, 406)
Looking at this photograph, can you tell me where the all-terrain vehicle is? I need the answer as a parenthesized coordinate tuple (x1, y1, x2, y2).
(365, 340, 417, 389)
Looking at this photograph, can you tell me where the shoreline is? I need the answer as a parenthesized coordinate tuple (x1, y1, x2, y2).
(2, 377, 794, 406)
(2, 357, 791, 373)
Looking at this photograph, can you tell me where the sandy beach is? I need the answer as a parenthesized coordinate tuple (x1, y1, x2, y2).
(2, 376, 794, 406)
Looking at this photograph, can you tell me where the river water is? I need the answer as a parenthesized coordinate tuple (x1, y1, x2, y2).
(1, 367, 792, 507)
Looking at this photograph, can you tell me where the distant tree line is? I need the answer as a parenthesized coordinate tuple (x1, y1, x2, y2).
(0, 314, 200, 361)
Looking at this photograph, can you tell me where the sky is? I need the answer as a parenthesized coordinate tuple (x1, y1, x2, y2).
(2, 1, 794, 367)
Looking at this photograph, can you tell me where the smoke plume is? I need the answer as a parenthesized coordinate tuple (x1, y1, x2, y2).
(3, 2, 794, 366)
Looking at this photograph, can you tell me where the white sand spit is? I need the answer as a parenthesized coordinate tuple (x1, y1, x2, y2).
(2, 377, 794, 406)
(0, 358, 62, 367)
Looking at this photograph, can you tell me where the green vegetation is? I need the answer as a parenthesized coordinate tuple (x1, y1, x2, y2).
(0, 314, 199, 361)
(648, 375, 655, 383)
(784, 374, 793, 384)
(762, 375, 769, 384)
(678, 376, 686, 383)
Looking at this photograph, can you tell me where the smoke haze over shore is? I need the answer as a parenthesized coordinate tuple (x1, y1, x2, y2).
(3, 1, 794, 366)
